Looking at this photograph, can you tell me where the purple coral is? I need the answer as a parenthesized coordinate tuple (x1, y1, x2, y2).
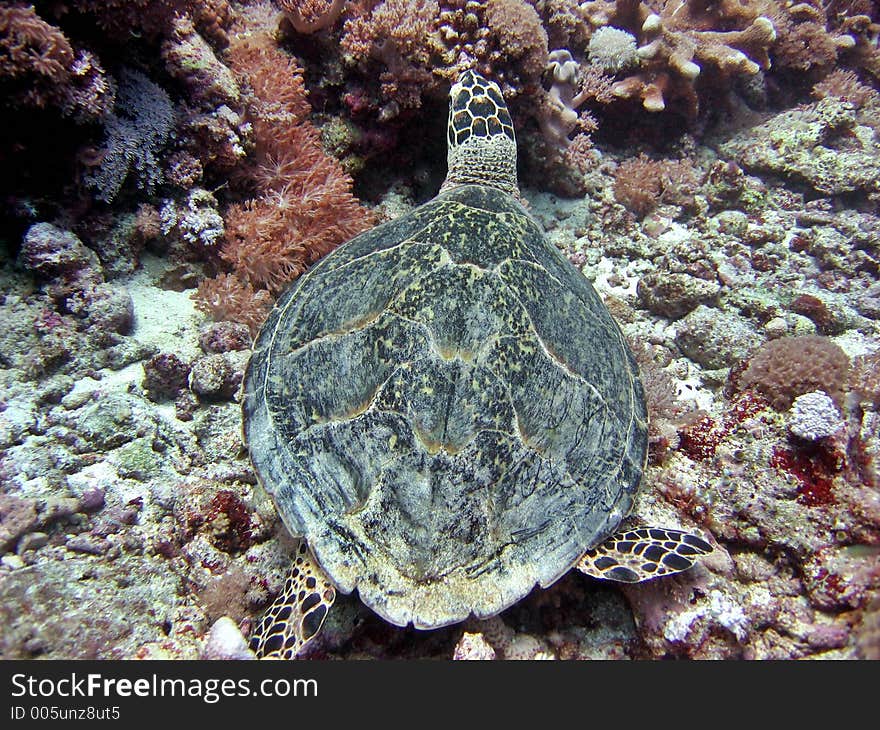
(17, 223, 100, 280)
(86, 68, 175, 202)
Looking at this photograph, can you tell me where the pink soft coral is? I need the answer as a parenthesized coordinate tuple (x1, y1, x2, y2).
(194, 30, 373, 332)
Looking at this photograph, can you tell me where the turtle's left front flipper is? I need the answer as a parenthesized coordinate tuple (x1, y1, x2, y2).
(249, 541, 336, 659)
(576, 527, 713, 583)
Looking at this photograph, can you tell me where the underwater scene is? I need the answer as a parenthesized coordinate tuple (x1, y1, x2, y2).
(1, 0, 879, 661)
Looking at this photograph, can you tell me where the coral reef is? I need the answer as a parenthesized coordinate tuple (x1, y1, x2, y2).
(1, 0, 879, 665)
(719, 96, 880, 198)
(86, 69, 176, 203)
(613, 153, 702, 218)
(341, 0, 548, 114)
(160, 188, 225, 249)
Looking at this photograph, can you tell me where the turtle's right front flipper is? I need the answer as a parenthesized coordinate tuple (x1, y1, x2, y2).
(250, 541, 336, 659)
(576, 527, 713, 583)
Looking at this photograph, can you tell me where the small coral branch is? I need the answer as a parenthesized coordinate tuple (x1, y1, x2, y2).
(194, 272, 273, 336)
(541, 49, 605, 149)
(613, 153, 701, 217)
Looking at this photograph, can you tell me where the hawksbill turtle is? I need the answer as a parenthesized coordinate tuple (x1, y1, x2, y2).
(242, 70, 713, 659)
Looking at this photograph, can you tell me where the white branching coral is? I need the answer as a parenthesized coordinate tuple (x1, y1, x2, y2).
(789, 390, 844, 441)
(160, 188, 225, 248)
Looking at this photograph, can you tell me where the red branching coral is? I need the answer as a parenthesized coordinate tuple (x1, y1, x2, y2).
(0, 4, 113, 121)
(193, 30, 373, 333)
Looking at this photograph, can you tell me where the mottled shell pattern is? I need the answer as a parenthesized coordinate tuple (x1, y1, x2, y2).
(242, 71, 649, 629)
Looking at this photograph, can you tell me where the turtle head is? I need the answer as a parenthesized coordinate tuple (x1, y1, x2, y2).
(441, 70, 519, 197)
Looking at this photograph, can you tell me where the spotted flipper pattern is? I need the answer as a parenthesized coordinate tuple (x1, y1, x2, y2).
(249, 541, 336, 659)
(576, 527, 713, 583)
